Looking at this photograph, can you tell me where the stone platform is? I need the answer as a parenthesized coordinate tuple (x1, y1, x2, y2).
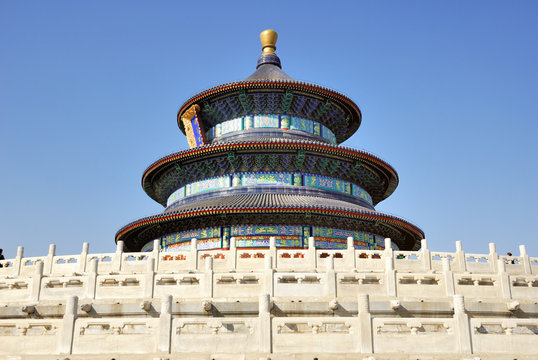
(0, 238, 537, 359)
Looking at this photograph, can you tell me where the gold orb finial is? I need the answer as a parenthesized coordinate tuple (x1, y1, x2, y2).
(260, 29, 278, 55)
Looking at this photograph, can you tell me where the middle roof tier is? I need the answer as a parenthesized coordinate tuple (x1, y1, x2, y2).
(142, 137, 399, 207)
(165, 173, 375, 211)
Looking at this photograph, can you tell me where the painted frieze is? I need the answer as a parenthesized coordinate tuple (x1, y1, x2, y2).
(291, 117, 314, 133)
(166, 172, 373, 207)
(241, 172, 292, 186)
(254, 115, 279, 128)
(148, 225, 387, 252)
(203, 114, 337, 144)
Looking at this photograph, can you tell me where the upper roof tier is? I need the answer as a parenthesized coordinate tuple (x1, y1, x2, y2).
(176, 30, 362, 144)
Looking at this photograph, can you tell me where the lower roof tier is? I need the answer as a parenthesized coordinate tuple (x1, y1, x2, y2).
(116, 192, 424, 252)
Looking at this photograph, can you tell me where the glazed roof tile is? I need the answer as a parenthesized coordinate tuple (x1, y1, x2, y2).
(143, 137, 397, 182)
(177, 79, 362, 142)
(163, 192, 372, 213)
(245, 61, 294, 81)
(116, 192, 424, 251)
(175, 45, 362, 143)
(141, 137, 399, 206)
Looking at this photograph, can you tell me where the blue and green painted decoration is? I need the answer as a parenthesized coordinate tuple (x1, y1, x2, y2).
(206, 115, 337, 144)
(141, 225, 388, 252)
(166, 172, 372, 206)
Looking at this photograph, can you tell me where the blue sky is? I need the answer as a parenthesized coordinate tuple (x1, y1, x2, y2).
(1, 1, 537, 258)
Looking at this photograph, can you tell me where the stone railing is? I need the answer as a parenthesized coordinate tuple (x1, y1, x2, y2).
(1, 238, 537, 358)
(0, 238, 536, 303)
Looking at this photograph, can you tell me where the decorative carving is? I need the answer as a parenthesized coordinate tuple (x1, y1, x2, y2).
(377, 321, 451, 335)
(79, 322, 151, 336)
(176, 321, 252, 335)
(182, 104, 207, 148)
(278, 322, 351, 334)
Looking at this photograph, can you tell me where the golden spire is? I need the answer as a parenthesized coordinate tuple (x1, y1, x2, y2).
(260, 29, 278, 55)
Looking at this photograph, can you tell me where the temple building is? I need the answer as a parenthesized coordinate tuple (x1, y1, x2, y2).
(116, 29, 424, 253)
(0, 30, 536, 360)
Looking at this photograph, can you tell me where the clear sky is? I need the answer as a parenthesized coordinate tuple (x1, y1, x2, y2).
(1, 1, 537, 258)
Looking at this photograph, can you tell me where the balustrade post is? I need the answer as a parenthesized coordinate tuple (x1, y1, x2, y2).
(455, 241, 467, 272)
(30, 260, 44, 301)
(44, 244, 55, 275)
(86, 259, 98, 299)
(453, 295, 472, 354)
(357, 294, 373, 353)
(58, 295, 78, 355)
(325, 255, 336, 298)
(152, 239, 160, 271)
(203, 257, 213, 298)
(346, 236, 356, 270)
(78, 242, 89, 273)
(230, 237, 237, 271)
(519, 245, 532, 274)
(384, 238, 396, 297)
(143, 258, 155, 298)
(442, 258, 455, 296)
(384, 238, 394, 266)
(263, 256, 274, 296)
(488, 242, 498, 273)
(497, 258, 512, 299)
(114, 240, 124, 272)
(189, 238, 198, 271)
(421, 239, 431, 271)
(14, 246, 24, 276)
(258, 293, 272, 354)
(307, 236, 316, 270)
(158, 295, 172, 353)
(269, 237, 277, 268)
(265, 252, 274, 269)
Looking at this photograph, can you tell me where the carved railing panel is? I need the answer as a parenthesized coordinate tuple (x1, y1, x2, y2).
(272, 317, 359, 353)
(373, 318, 456, 353)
